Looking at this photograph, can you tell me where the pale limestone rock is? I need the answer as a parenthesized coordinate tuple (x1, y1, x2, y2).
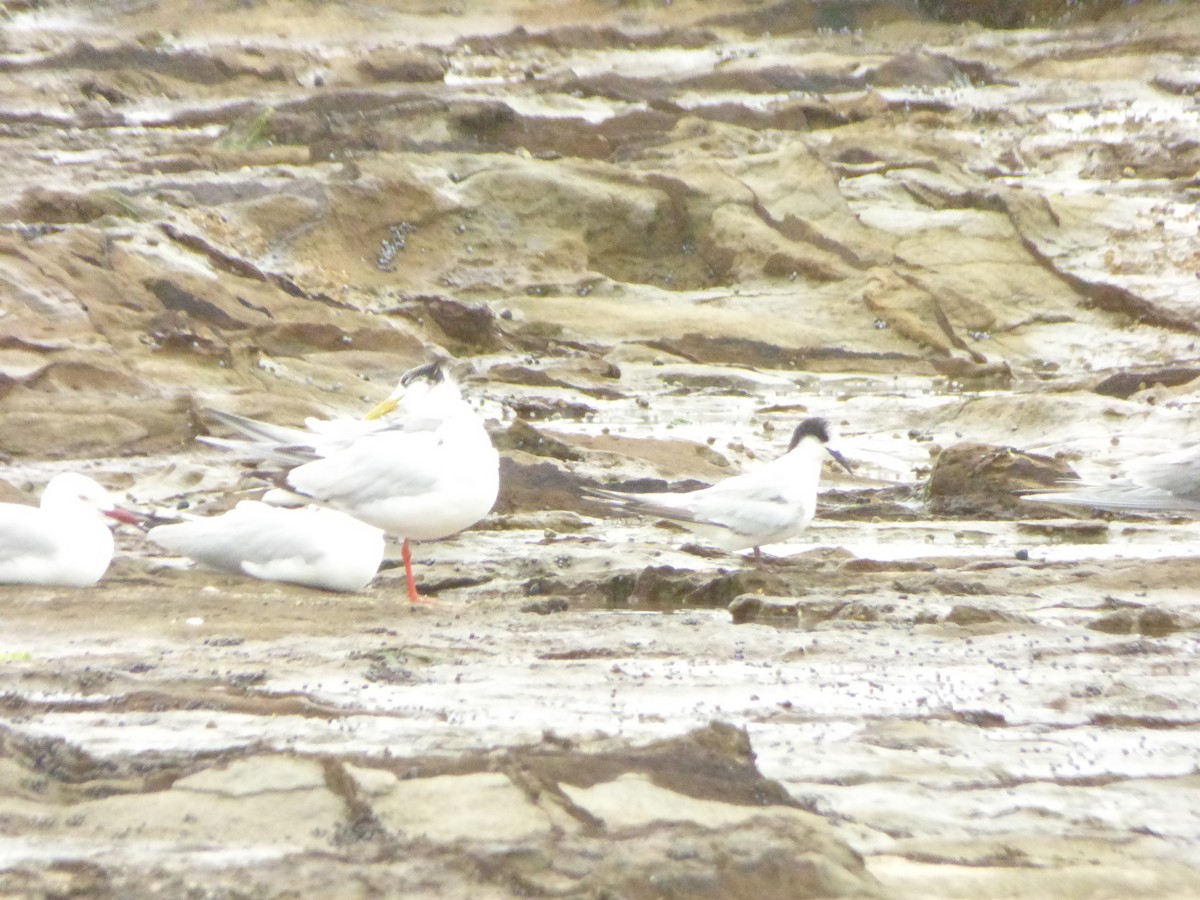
(347, 768, 559, 841)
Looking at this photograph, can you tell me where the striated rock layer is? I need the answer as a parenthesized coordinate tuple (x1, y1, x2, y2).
(2, 1, 1200, 897)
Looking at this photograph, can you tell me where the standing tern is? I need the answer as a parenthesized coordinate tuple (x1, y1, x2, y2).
(202, 360, 499, 602)
(0, 473, 139, 587)
(586, 417, 851, 559)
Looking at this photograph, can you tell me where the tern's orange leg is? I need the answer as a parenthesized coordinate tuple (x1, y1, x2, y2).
(401, 539, 429, 603)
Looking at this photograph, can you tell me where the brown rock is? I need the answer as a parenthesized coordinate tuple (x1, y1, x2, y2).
(0, 391, 196, 457)
(13, 187, 137, 225)
(944, 604, 1017, 626)
(505, 396, 597, 421)
(1016, 521, 1109, 540)
(23, 359, 145, 395)
(356, 47, 447, 83)
(729, 594, 801, 625)
(686, 570, 791, 608)
(606, 567, 797, 610)
(404, 296, 504, 353)
(928, 441, 1078, 518)
(841, 558, 937, 573)
(1088, 608, 1199, 637)
(868, 52, 974, 88)
(920, 0, 1100, 28)
(863, 268, 995, 362)
(628, 565, 702, 608)
(144, 276, 260, 331)
(488, 362, 623, 399)
(494, 456, 593, 515)
(494, 419, 583, 462)
(1092, 367, 1200, 399)
(646, 334, 921, 374)
(569, 431, 733, 482)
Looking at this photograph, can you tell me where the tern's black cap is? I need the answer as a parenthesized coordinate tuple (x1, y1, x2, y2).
(401, 360, 446, 386)
(787, 417, 832, 451)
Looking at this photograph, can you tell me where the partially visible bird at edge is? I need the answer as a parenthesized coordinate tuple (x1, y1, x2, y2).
(1024, 440, 1200, 515)
(0, 473, 140, 587)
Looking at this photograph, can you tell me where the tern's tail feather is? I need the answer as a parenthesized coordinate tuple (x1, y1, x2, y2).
(583, 485, 709, 528)
(200, 410, 321, 464)
(1024, 485, 1200, 514)
(198, 434, 316, 466)
(204, 409, 315, 445)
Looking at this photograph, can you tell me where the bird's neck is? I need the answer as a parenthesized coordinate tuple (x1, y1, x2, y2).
(779, 440, 826, 480)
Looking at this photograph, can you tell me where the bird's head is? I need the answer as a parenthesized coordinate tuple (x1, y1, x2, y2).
(788, 417, 853, 474)
(364, 359, 457, 421)
(41, 472, 143, 525)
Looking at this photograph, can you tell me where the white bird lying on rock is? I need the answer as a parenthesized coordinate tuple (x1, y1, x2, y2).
(202, 360, 500, 602)
(144, 501, 384, 593)
(0, 473, 139, 587)
(586, 417, 852, 559)
(1025, 441, 1200, 514)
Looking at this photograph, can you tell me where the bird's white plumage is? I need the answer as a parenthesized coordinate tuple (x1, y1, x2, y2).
(272, 415, 499, 539)
(590, 418, 846, 553)
(147, 501, 384, 593)
(1027, 441, 1200, 514)
(206, 363, 499, 539)
(0, 473, 123, 587)
(201, 361, 499, 600)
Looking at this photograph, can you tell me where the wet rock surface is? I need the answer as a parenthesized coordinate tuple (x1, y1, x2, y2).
(2, 0, 1200, 897)
(0, 720, 881, 898)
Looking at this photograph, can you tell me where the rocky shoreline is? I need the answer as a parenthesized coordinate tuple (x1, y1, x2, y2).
(2, 1, 1200, 896)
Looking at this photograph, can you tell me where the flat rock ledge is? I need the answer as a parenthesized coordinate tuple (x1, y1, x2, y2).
(0, 721, 881, 899)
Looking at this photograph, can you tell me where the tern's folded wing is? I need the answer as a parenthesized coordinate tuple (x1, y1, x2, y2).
(1129, 457, 1200, 504)
(1029, 483, 1200, 513)
(589, 480, 799, 533)
(148, 502, 380, 570)
(282, 430, 444, 509)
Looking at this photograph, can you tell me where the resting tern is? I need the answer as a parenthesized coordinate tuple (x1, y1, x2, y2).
(143, 501, 385, 593)
(0, 473, 139, 587)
